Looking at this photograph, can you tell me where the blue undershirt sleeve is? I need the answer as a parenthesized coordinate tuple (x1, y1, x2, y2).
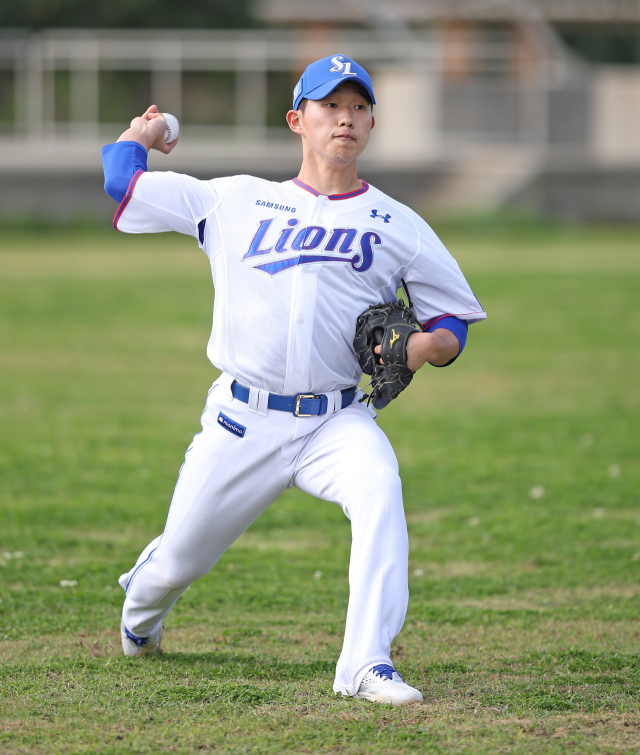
(101, 141, 148, 204)
(422, 315, 468, 367)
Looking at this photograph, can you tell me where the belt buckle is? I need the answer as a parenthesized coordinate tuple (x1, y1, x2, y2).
(294, 394, 318, 417)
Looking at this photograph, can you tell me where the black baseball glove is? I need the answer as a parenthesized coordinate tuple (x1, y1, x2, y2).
(353, 295, 421, 410)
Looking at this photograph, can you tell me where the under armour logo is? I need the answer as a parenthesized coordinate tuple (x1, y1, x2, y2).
(330, 55, 358, 77)
(370, 209, 391, 223)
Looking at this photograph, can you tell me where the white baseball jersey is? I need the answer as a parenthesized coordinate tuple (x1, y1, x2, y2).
(115, 173, 485, 395)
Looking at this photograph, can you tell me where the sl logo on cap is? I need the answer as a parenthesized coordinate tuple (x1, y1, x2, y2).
(330, 56, 358, 78)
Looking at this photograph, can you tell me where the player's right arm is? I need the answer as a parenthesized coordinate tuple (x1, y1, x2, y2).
(101, 106, 225, 240)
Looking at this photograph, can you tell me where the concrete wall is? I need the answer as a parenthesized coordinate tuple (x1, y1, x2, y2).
(509, 166, 640, 221)
(0, 165, 448, 222)
(592, 67, 640, 165)
(369, 69, 441, 163)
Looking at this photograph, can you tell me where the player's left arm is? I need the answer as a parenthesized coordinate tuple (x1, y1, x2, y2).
(405, 327, 462, 371)
(374, 317, 464, 370)
(398, 217, 485, 372)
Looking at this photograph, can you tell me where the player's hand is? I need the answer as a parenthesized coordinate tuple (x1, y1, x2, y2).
(117, 105, 179, 154)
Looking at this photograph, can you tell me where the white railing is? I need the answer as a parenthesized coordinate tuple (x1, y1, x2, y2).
(0, 27, 579, 161)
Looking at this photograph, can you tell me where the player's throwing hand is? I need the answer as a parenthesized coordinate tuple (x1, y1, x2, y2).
(117, 105, 179, 154)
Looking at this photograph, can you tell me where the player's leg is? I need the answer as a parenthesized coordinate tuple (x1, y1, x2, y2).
(120, 378, 293, 640)
(291, 401, 411, 699)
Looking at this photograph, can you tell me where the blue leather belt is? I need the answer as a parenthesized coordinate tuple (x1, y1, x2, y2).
(231, 381, 357, 417)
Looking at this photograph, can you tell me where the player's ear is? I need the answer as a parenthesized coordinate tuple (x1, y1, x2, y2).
(286, 109, 304, 135)
(371, 115, 375, 129)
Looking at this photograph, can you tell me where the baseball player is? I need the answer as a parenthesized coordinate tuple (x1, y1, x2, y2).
(101, 54, 485, 706)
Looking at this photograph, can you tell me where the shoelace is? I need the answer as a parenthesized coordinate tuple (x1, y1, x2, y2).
(371, 663, 399, 681)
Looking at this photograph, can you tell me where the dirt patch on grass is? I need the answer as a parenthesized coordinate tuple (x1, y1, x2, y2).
(0, 248, 204, 281)
(404, 617, 640, 660)
(3, 611, 638, 671)
(405, 507, 453, 525)
(0, 616, 344, 666)
(0, 627, 123, 664)
(450, 583, 640, 612)
(410, 561, 491, 578)
(232, 531, 333, 552)
(63, 528, 153, 544)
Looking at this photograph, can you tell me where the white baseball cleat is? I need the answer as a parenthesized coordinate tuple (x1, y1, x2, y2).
(354, 664, 423, 705)
(120, 620, 164, 656)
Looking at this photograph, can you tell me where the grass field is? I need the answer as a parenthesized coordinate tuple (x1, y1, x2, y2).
(0, 219, 639, 754)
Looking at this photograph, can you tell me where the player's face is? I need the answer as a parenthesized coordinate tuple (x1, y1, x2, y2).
(295, 84, 374, 165)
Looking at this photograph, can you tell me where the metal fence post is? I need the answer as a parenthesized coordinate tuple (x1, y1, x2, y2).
(152, 41, 182, 120)
(234, 41, 267, 140)
(70, 37, 99, 138)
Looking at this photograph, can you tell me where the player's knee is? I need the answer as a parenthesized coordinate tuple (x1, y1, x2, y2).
(155, 561, 199, 591)
(156, 572, 189, 591)
(360, 465, 403, 508)
(374, 462, 401, 491)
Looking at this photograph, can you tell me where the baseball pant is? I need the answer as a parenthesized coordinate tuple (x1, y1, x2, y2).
(119, 373, 409, 697)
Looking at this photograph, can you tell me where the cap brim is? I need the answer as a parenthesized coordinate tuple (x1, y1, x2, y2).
(303, 77, 376, 106)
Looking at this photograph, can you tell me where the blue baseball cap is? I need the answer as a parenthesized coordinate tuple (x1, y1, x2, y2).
(293, 54, 376, 110)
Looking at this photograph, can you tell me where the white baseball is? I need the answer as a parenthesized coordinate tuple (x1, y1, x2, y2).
(162, 113, 180, 144)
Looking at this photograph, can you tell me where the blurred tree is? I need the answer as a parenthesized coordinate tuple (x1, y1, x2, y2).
(0, 0, 258, 29)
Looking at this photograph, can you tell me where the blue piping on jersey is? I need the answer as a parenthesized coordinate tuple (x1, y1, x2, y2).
(422, 315, 468, 367)
(125, 538, 162, 593)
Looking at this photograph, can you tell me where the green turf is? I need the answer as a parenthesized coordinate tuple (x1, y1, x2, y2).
(1, 220, 639, 754)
